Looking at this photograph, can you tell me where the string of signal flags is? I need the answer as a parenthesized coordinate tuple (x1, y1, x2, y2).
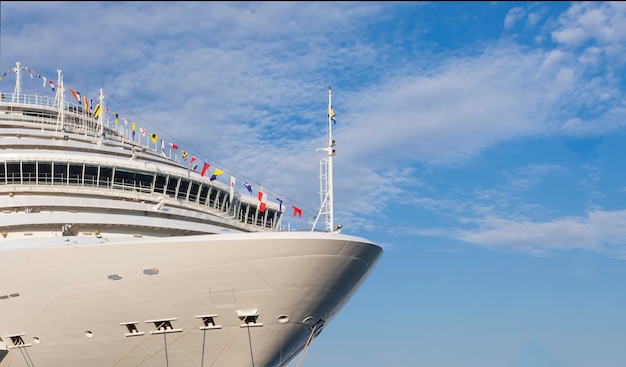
(1, 63, 305, 220)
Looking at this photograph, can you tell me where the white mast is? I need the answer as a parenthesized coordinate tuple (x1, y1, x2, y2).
(56, 69, 65, 131)
(327, 86, 336, 232)
(313, 86, 338, 233)
(98, 88, 105, 141)
(12, 61, 21, 102)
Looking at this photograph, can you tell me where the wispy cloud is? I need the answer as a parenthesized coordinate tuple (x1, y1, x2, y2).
(457, 209, 626, 256)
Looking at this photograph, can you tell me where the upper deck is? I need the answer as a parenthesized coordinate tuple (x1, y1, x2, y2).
(0, 89, 284, 239)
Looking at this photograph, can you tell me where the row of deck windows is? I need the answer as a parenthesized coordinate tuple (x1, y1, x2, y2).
(0, 161, 280, 229)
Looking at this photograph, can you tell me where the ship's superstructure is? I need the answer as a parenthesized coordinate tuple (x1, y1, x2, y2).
(0, 62, 382, 367)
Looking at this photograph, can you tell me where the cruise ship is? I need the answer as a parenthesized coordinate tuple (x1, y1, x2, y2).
(0, 62, 383, 367)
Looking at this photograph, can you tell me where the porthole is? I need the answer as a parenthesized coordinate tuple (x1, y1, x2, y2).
(277, 315, 290, 324)
(107, 274, 122, 281)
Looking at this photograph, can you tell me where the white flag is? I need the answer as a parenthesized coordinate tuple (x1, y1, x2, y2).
(230, 176, 236, 203)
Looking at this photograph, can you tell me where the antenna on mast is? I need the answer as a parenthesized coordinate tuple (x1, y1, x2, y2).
(313, 86, 340, 233)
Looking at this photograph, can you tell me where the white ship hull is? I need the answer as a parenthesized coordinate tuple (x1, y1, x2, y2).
(0, 231, 382, 367)
(0, 63, 383, 366)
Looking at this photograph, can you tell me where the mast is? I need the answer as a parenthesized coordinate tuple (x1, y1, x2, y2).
(313, 86, 338, 233)
(12, 61, 21, 102)
(56, 69, 65, 131)
(327, 86, 336, 232)
(98, 88, 105, 141)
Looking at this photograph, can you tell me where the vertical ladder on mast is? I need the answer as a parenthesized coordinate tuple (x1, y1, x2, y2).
(318, 158, 329, 231)
(313, 86, 338, 233)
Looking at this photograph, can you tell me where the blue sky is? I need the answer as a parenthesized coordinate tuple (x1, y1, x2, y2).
(2, 1, 626, 366)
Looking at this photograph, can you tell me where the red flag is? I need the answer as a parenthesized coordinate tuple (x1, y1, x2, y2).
(169, 143, 178, 150)
(291, 205, 302, 219)
(190, 156, 197, 164)
(201, 163, 210, 177)
(258, 191, 266, 213)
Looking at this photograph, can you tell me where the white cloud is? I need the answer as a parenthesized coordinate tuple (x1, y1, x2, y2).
(552, 2, 626, 49)
(504, 7, 526, 29)
(526, 11, 543, 28)
(457, 209, 626, 256)
(502, 164, 567, 192)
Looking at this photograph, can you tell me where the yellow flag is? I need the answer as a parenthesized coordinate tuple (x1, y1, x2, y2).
(93, 104, 102, 119)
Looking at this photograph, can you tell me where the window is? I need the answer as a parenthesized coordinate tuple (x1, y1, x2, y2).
(99, 166, 113, 188)
(6, 162, 20, 184)
(154, 174, 167, 194)
(113, 168, 135, 188)
(177, 179, 190, 200)
(22, 162, 36, 184)
(199, 185, 209, 205)
(166, 176, 179, 197)
(0, 162, 5, 185)
(217, 190, 227, 212)
(135, 172, 155, 192)
(53, 162, 68, 184)
(69, 164, 83, 185)
(38, 162, 52, 184)
(209, 187, 218, 208)
(189, 181, 200, 202)
(257, 210, 266, 227)
(84, 165, 98, 187)
(245, 204, 255, 225)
